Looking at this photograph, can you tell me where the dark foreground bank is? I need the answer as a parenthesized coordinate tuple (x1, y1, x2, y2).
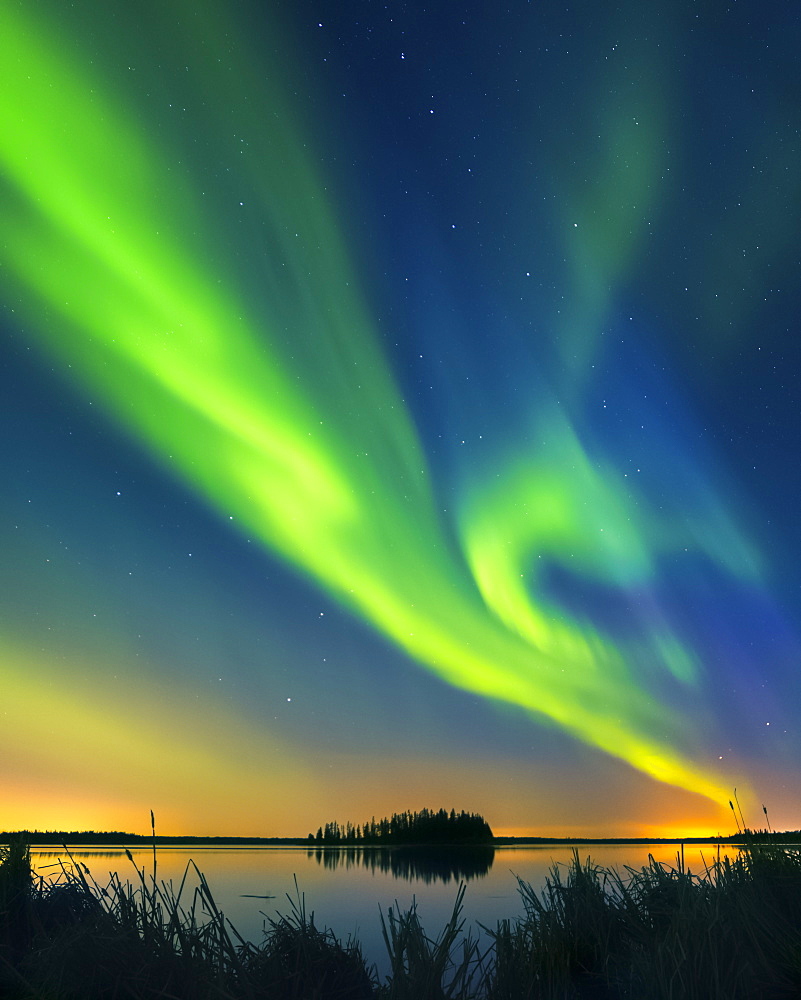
(3, 838, 801, 999)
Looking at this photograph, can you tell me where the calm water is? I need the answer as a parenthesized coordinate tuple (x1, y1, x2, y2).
(31, 843, 738, 977)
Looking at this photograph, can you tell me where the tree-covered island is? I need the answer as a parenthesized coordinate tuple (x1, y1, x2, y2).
(308, 808, 493, 845)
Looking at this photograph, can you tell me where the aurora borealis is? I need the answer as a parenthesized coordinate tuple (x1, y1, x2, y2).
(2, 0, 800, 837)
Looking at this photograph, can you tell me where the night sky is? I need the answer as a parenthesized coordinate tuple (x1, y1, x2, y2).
(2, 0, 800, 838)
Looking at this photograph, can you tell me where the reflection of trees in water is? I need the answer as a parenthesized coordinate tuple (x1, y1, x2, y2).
(33, 851, 131, 859)
(308, 846, 495, 884)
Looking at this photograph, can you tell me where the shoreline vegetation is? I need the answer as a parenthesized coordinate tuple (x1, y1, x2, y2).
(3, 827, 801, 997)
(6, 805, 801, 849)
(5, 830, 801, 846)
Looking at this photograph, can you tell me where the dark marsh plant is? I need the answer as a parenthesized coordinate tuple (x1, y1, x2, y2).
(0, 838, 33, 928)
(379, 882, 485, 1000)
(3, 843, 379, 1000)
(482, 852, 625, 999)
(239, 876, 377, 999)
(0, 838, 38, 996)
(480, 845, 801, 1000)
(246, 917, 375, 998)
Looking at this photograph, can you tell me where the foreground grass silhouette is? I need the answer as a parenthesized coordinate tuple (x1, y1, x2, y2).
(3, 837, 801, 998)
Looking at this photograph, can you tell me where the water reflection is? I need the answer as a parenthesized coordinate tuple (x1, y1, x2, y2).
(34, 850, 130, 859)
(308, 846, 495, 884)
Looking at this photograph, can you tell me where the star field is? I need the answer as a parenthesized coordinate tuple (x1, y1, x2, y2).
(1, 0, 800, 838)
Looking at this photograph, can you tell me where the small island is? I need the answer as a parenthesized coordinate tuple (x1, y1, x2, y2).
(308, 807, 494, 845)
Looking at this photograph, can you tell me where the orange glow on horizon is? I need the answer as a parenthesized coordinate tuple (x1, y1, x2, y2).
(494, 812, 736, 841)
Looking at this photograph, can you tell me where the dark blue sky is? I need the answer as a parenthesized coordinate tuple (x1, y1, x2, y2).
(1, 0, 799, 836)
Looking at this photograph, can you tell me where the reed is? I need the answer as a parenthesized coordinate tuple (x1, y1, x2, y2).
(378, 882, 486, 999)
(3, 836, 801, 998)
(1, 841, 378, 999)
(481, 845, 801, 999)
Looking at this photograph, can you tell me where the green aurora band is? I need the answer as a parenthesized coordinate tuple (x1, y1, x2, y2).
(0, 0, 743, 805)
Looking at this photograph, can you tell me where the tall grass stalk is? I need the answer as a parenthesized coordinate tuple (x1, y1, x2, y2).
(379, 882, 485, 999)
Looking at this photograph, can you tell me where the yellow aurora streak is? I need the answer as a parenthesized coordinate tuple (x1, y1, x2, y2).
(0, 0, 735, 806)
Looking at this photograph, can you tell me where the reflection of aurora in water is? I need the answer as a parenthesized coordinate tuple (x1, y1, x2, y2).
(2, 0, 801, 838)
(309, 847, 495, 885)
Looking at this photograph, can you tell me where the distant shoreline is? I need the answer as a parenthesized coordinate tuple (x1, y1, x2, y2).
(5, 831, 801, 847)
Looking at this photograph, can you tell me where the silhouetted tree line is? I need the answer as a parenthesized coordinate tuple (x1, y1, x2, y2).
(308, 808, 493, 845)
(0, 832, 307, 846)
(1, 831, 137, 846)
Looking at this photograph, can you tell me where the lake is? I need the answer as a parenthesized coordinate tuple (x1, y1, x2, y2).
(30, 843, 739, 978)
